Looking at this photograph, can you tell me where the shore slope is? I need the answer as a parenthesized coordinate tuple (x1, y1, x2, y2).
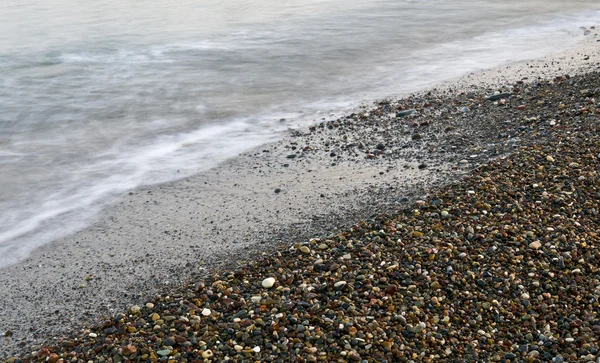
(2, 35, 600, 360)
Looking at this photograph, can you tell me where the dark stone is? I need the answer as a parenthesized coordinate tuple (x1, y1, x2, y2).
(233, 310, 249, 319)
(487, 93, 512, 101)
(396, 109, 416, 117)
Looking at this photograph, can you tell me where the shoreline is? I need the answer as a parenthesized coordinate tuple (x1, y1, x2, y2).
(1, 32, 599, 358)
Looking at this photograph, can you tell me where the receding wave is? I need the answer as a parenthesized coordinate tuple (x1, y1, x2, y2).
(0, 0, 598, 267)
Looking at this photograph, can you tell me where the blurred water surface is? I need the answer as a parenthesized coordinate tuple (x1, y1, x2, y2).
(0, 0, 598, 266)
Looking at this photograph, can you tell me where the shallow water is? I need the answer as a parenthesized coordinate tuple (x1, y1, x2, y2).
(0, 0, 599, 267)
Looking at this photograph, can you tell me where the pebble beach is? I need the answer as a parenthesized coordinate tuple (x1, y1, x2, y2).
(3, 34, 600, 362)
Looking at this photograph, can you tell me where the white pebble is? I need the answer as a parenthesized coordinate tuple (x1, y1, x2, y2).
(202, 308, 211, 316)
(253, 346, 261, 353)
(261, 277, 276, 288)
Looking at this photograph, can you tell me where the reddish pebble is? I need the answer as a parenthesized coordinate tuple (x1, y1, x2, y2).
(385, 285, 398, 295)
(122, 345, 137, 355)
(37, 347, 51, 358)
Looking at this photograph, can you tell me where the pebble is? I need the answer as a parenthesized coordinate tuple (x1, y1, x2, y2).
(201, 308, 211, 316)
(261, 277, 276, 288)
(529, 241, 542, 249)
(122, 345, 136, 355)
(396, 109, 416, 117)
(487, 92, 511, 101)
(156, 349, 172, 357)
(299, 246, 311, 254)
(334, 281, 347, 289)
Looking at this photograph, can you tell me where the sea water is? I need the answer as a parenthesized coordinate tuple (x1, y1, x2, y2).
(0, 0, 598, 267)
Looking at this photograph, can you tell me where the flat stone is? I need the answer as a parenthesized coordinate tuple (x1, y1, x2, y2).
(487, 92, 511, 101)
(396, 109, 416, 117)
(156, 349, 172, 357)
(529, 241, 542, 249)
